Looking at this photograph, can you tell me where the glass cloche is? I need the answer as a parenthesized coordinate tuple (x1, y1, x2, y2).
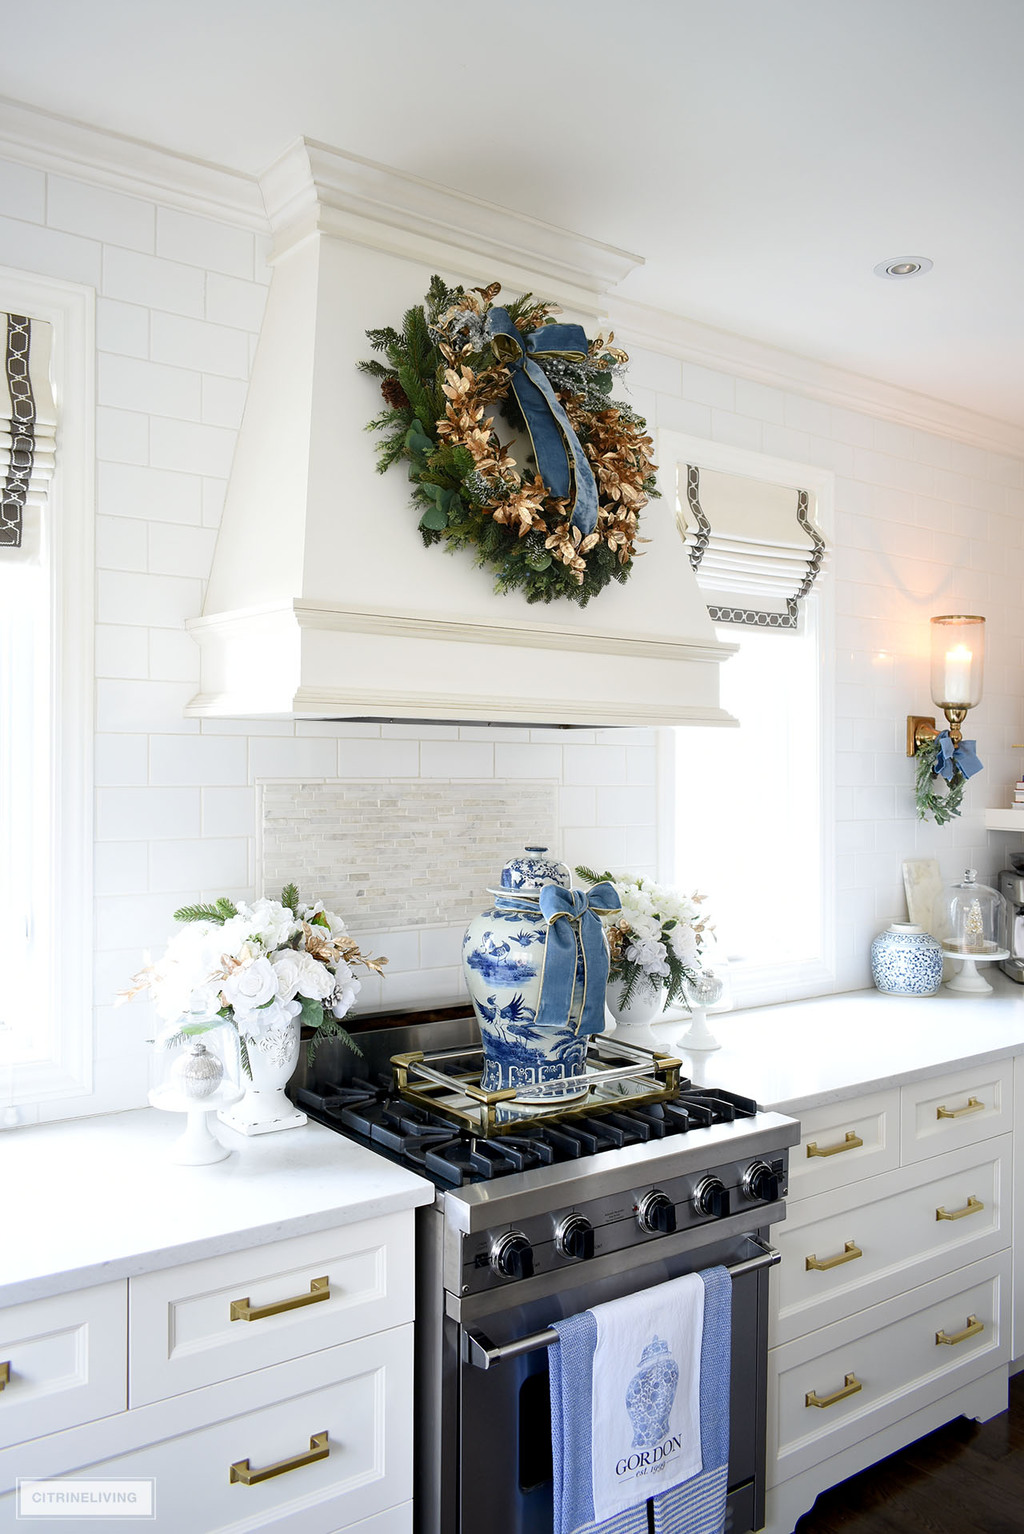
(936, 869, 1009, 996)
(938, 869, 1006, 955)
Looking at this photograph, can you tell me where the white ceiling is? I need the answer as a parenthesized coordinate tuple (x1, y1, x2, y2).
(4, 0, 1024, 426)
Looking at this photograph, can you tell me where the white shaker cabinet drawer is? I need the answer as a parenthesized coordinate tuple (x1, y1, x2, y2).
(0, 1325, 413, 1534)
(768, 1249, 1010, 1488)
(330, 1504, 412, 1534)
(787, 1089, 899, 1200)
(129, 1213, 413, 1406)
(771, 1137, 1011, 1345)
(900, 1060, 1013, 1163)
(0, 1283, 126, 1450)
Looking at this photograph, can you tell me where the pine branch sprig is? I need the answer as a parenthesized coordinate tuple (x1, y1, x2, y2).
(172, 897, 238, 925)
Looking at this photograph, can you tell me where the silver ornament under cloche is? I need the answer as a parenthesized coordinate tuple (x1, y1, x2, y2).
(169, 1039, 225, 1099)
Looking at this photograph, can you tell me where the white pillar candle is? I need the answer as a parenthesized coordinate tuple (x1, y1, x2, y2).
(943, 643, 973, 705)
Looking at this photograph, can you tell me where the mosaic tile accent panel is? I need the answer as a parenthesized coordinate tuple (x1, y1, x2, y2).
(258, 779, 559, 932)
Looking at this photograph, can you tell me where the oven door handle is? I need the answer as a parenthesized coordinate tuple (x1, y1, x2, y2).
(463, 1235, 781, 1370)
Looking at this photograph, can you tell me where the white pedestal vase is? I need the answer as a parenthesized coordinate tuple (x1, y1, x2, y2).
(218, 1017, 308, 1136)
(605, 975, 666, 1034)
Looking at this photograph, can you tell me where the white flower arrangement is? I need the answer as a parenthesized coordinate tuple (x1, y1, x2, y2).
(575, 866, 711, 1008)
(119, 884, 387, 1075)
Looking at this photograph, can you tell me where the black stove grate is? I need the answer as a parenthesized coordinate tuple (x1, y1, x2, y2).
(295, 1077, 759, 1188)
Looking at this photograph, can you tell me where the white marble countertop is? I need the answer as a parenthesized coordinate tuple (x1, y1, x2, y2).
(633, 973, 1024, 1115)
(0, 1108, 434, 1307)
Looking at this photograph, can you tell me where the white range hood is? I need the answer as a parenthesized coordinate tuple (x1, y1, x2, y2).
(187, 140, 736, 727)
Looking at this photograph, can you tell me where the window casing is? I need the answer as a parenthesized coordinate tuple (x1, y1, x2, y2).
(659, 434, 835, 1009)
(0, 268, 94, 1112)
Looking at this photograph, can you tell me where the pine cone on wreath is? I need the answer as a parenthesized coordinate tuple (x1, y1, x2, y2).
(380, 375, 410, 410)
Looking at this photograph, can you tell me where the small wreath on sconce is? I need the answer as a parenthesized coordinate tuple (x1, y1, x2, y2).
(357, 276, 658, 606)
(915, 737, 968, 825)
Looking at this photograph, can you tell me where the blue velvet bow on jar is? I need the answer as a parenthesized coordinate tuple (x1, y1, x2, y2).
(535, 882, 621, 1036)
(486, 307, 599, 536)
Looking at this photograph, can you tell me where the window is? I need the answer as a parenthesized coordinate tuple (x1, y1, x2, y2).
(0, 273, 94, 1112)
(659, 434, 834, 1007)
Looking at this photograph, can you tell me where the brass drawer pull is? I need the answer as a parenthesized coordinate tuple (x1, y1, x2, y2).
(0, 1362, 8, 1391)
(936, 1314, 984, 1347)
(936, 1195, 984, 1222)
(230, 1276, 330, 1323)
(936, 1096, 984, 1120)
(805, 1241, 862, 1272)
(806, 1131, 863, 1159)
(805, 1373, 862, 1409)
(230, 1430, 329, 1485)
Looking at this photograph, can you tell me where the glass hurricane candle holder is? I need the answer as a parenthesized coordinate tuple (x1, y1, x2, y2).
(937, 869, 1008, 994)
(149, 1014, 244, 1164)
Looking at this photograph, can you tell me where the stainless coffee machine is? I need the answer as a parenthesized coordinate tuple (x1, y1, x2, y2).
(998, 859, 1024, 982)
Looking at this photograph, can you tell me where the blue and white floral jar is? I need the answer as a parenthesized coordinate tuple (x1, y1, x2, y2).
(870, 922, 943, 997)
(462, 848, 620, 1104)
(625, 1336, 680, 1448)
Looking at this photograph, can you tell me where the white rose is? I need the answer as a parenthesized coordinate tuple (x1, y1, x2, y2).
(239, 995, 301, 1039)
(240, 899, 301, 952)
(668, 923, 698, 967)
(293, 950, 337, 1000)
(331, 964, 362, 1019)
(222, 956, 278, 1017)
(272, 952, 302, 1003)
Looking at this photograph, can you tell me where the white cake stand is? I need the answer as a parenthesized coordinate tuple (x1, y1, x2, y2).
(942, 946, 1010, 995)
(149, 1080, 245, 1165)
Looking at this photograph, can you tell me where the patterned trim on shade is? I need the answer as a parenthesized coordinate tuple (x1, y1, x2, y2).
(0, 315, 34, 549)
(685, 467, 824, 629)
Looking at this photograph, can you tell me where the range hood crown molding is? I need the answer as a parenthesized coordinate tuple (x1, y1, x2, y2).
(258, 137, 644, 315)
(192, 136, 737, 730)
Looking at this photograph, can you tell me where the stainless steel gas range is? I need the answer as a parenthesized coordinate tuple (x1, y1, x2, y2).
(294, 1013, 800, 1534)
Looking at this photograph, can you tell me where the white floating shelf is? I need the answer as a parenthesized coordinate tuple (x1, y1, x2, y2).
(983, 809, 1024, 831)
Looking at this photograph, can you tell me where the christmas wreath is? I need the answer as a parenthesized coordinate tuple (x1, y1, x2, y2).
(358, 276, 658, 605)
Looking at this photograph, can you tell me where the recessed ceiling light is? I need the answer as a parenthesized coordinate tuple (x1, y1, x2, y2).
(874, 257, 933, 279)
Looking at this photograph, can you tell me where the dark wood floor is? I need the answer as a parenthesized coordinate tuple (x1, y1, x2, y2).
(792, 1372, 1024, 1533)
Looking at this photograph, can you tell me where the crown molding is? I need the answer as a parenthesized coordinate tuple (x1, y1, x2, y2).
(609, 296, 1024, 460)
(259, 138, 642, 306)
(0, 95, 266, 230)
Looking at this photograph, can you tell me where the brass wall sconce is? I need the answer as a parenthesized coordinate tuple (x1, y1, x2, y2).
(907, 615, 986, 757)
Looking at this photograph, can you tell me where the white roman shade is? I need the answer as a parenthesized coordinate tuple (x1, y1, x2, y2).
(678, 463, 825, 629)
(0, 313, 56, 557)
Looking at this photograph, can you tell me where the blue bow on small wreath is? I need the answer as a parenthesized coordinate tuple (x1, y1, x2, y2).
(934, 731, 983, 780)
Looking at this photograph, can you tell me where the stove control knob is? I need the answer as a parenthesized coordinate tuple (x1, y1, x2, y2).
(556, 1213, 595, 1261)
(490, 1230, 535, 1281)
(742, 1159, 780, 1204)
(637, 1190, 677, 1235)
(693, 1176, 731, 1220)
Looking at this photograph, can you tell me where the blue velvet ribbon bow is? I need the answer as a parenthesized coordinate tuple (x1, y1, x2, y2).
(536, 882, 621, 1036)
(486, 307, 599, 536)
(935, 730, 983, 780)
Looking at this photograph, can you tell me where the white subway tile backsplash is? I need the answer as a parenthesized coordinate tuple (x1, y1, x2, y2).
(48, 175, 154, 251)
(251, 736, 338, 778)
(97, 786, 200, 841)
(149, 417, 235, 477)
(95, 624, 148, 679)
(148, 521, 217, 579)
(99, 353, 200, 419)
(151, 311, 249, 378)
(94, 841, 149, 896)
(96, 678, 199, 734)
(205, 271, 268, 331)
(148, 627, 201, 682)
(201, 374, 248, 428)
(96, 514, 148, 572)
(95, 297, 149, 359)
(681, 362, 735, 411)
(96, 406, 149, 466)
(103, 245, 205, 316)
(99, 461, 203, 525)
(563, 745, 627, 786)
(336, 739, 421, 778)
(494, 742, 561, 778)
(150, 836, 249, 892)
(201, 786, 256, 838)
(98, 570, 201, 629)
(151, 733, 246, 786)
(95, 733, 149, 786)
(0, 213, 101, 285)
(156, 208, 254, 277)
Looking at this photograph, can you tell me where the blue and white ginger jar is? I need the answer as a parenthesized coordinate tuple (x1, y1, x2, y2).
(625, 1336, 680, 1448)
(462, 847, 609, 1104)
(870, 922, 943, 997)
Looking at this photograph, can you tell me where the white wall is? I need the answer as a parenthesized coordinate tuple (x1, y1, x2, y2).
(620, 344, 1024, 996)
(1, 152, 1022, 1121)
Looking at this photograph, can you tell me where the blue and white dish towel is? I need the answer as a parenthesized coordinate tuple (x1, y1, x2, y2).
(549, 1267, 731, 1534)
